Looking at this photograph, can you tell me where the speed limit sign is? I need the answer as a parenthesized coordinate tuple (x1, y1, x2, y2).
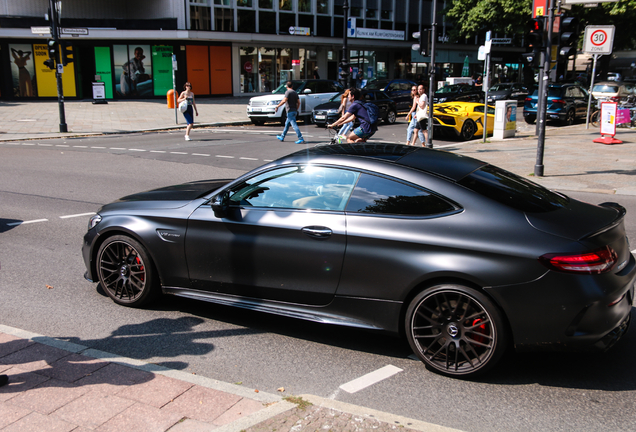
(583, 25, 615, 54)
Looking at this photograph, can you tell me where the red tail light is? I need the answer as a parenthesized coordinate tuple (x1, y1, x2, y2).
(539, 246, 617, 274)
(551, 99, 566, 104)
(610, 96, 620, 102)
(525, 97, 532, 102)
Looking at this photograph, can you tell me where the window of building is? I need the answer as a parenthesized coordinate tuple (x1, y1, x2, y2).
(279, 0, 292, 11)
(279, 12, 295, 34)
(215, 7, 234, 31)
(259, 0, 273, 8)
(237, 0, 253, 6)
(298, 14, 313, 32)
(316, 15, 331, 37)
(237, 10, 255, 32)
(317, 0, 329, 14)
(298, 0, 312, 12)
(259, 11, 276, 33)
(190, 6, 211, 30)
(214, 0, 230, 4)
(240, 46, 258, 93)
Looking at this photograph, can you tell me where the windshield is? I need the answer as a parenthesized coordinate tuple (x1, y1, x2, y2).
(272, 81, 304, 94)
(364, 80, 389, 90)
(488, 84, 511, 91)
(436, 85, 469, 94)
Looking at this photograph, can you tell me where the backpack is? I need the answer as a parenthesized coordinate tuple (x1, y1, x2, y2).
(363, 102, 379, 125)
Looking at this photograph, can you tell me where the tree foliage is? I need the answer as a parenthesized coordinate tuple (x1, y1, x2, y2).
(445, 0, 636, 50)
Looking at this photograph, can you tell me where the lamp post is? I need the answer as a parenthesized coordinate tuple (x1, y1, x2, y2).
(426, 0, 437, 148)
(49, 0, 67, 133)
(340, 0, 350, 89)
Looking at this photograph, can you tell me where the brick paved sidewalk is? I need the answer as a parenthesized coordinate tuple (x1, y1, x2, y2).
(0, 326, 458, 432)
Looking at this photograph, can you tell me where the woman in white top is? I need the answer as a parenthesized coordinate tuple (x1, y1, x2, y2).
(410, 84, 429, 146)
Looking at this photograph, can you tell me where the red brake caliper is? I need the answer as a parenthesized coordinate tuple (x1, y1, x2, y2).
(472, 319, 487, 344)
(135, 257, 145, 281)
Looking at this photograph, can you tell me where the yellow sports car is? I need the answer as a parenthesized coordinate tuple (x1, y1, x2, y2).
(432, 102, 495, 141)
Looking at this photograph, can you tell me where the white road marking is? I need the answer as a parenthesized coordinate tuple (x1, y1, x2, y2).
(110, 147, 126, 150)
(38, 144, 53, 146)
(170, 151, 188, 155)
(240, 157, 258, 160)
(7, 219, 48, 227)
(129, 148, 146, 152)
(55, 145, 69, 147)
(59, 212, 96, 219)
(150, 150, 166, 153)
(73, 145, 87, 148)
(91, 146, 106, 149)
(216, 155, 234, 158)
(192, 153, 210, 157)
(339, 365, 402, 394)
(22, 143, 35, 146)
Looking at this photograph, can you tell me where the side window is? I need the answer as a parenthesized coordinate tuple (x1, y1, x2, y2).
(363, 92, 375, 101)
(388, 83, 400, 91)
(400, 83, 411, 91)
(314, 81, 330, 94)
(346, 174, 457, 216)
(303, 81, 319, 94)
(228, 166, 359, 211)
(565, 87, 575, 98)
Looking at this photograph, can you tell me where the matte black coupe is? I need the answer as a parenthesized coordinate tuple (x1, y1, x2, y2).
(82, 144, 634, 378)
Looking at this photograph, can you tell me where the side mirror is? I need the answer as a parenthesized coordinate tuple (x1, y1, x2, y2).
(211, 191, 230, 218)
(303, 88, 312, 94)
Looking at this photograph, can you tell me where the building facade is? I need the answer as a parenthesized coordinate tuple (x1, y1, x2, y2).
(0, 0, 524, 101)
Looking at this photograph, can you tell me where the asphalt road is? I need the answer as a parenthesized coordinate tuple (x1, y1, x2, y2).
(1, 126, 636, 432)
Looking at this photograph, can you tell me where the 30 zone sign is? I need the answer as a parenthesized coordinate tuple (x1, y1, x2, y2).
(583, 25, 615, 54)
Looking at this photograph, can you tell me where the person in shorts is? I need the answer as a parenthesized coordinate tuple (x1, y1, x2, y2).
(177, 82, 198, 141)
(410, 84, 429, 146)
(327, 89, 377, 143)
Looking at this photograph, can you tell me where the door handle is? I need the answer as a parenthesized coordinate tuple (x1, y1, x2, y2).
(301, 226, 332, 239)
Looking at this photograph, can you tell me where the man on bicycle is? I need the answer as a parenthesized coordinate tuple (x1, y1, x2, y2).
(327, 89, 377, 143)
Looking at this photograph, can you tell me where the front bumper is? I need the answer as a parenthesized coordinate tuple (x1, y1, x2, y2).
(247, 106, 282, 119)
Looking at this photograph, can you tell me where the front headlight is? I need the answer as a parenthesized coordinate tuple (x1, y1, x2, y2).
(267, 100, 282, 106)
(88, 214, 102, 230)
(327, 109, 338, 114)
(438, 97, 447, 102)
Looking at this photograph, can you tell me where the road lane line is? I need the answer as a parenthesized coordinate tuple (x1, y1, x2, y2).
(110, 147, 126, 150)
(339, 365, 402, 394)
(240, 157, 258, 160)
(56, 145, 69, 147)
(38, 144, 53, 146)
(129, 148, 146, 152)
(150, 150, 166, 153)
(170, 151, 188, 155)
(91, 146, 106, 149)
(216, 155, 234, 158)
(7, 219, 48, 227)
(192, 153, 210, 157)
(73, 146, 88, 148)
(60, 212, 96, 219)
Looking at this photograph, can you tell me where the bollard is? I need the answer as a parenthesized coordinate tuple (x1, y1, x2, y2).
(167, 89, 175, 109)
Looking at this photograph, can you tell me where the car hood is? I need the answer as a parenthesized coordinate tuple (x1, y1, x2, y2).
(525, 198, 622, 241)
(113, 179, 232, 206)
(314, 101, 340, 111)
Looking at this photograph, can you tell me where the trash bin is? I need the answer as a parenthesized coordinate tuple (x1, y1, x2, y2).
(493, 100, 516, 139)
(167, 89, 175, 109)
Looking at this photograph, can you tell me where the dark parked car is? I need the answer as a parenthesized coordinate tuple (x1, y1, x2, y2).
(432, 83, 484, 104)
(362, 79, 417, 112)
(82, 144, 634, 378)
(523, 83, 589, 125)
(312, 90, 398, 127)
(486, 82, 529, 104)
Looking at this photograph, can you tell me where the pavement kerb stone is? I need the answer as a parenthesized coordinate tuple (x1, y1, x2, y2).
(299, 394, 466, 432)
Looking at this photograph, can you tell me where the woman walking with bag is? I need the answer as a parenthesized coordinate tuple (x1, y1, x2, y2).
(410, 84, 429, 146)
(177, 82, 198, 141)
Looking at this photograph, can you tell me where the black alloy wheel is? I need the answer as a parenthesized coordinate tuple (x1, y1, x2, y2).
(385, 110, 397, 124)
(405, 284, 508, 378)
(590, 110, 600, 128)
(563, 109, 575, 126)
(460, 119, 477, 141)
(251, 119, 265, 126)
(96, 235, 159, 307)
(279, 110, 287, 125)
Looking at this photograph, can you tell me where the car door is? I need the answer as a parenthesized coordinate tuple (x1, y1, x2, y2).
(185, 165, 358, 306)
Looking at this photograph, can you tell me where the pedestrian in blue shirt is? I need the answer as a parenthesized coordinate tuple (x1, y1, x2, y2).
(275, 81, 305, 144)
(327, 88, 377, 143)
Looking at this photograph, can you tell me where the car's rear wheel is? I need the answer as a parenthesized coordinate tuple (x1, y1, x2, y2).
(97, 235, 159, 307)
(590, 110, 600, 128)
(250, 119, 265, 126)
(460, 119, 477, 140)
(524, 115, 536, 124)
(405, 284, 508, 378)
(563, 109, 575, 126)
(385, 109, 397, 124)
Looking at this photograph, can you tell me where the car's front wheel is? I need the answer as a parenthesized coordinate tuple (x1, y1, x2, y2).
(384, 109, 397, 124)
(96, 235, 159, 307)
(460, 119, 477, 140)
(524, 115, 536, 124)
(405, 284, 508, 378)
(563, 109, 575, 126)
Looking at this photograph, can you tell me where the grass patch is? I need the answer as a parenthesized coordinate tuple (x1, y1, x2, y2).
(283, 396, 312, 410)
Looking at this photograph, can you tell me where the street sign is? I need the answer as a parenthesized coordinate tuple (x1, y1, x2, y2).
(583, 25, 615, 54)
(61, 28, 89, 36)
(31, 26, 51, 35)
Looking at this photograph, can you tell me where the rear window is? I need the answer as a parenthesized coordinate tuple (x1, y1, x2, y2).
(593, 84, 619, 93)
(457, 165, 569, 213)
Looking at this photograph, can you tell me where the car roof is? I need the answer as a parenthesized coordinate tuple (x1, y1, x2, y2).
(283, 144, 486, 182)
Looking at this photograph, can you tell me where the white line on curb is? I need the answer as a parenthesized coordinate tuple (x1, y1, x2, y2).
(339, 365, 402, 394)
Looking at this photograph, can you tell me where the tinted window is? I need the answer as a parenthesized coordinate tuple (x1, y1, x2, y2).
(457, 164, 569, 213)
(229, 166, 359, 211)
(346, 174, 456, 216)
(474, 105, 495, 115)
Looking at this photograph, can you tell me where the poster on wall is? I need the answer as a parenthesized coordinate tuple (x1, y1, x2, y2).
(9, 43, 37, 97)
(152, 46, 173, 96)
(114, 44, 153, 97)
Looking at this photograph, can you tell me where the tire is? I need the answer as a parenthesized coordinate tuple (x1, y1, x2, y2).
(96, 235, 159, 307)
(405, 284, 508, 378)
(304, 115, 315, 125)
(563, 109, 575, 126)
(590, 110, 600, 128)
(279, 110, 287, 125)
(384, 110, 397, 125)
(460, 119, 477, 141)
(250, 119, 265, 126)
(524, 115, 536, 125)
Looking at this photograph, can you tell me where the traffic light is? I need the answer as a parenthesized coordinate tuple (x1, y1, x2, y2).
(527, 17, 545, 49)
(44, 39, 56, 70)
(521, 51, 542, 68)
(60, 41, 73, 66)
(411, 29, 431, 56)
(339, 61, 350, 80)
(559, 17, 578, 57)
